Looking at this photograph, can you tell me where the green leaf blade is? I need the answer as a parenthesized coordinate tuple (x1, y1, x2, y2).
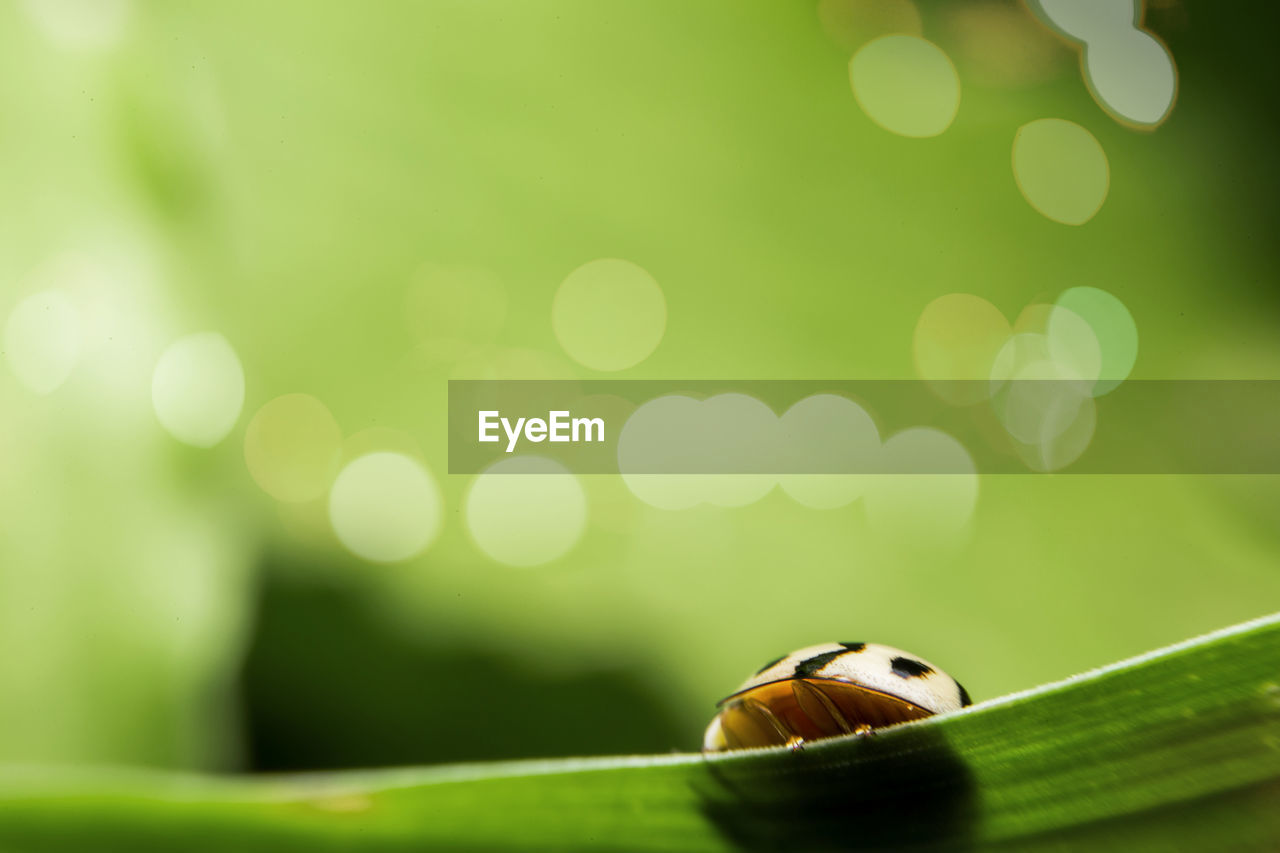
(1, 612, 1278, 851)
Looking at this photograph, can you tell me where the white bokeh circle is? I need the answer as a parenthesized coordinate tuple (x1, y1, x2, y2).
(151, 332, 245, 447)
(329, 452, 442, 563)
(466, 456, 587, 567)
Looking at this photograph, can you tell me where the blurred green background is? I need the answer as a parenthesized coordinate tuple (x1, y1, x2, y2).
(1, 0, 1278, 775)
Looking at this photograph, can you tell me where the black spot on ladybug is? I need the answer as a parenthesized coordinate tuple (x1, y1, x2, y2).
(794, 650, 848, 678)
(890, 656, 934, 679)
(839, 642, 866, 653)
(956, 681, 972, 707)
(754, 655, 786, 676)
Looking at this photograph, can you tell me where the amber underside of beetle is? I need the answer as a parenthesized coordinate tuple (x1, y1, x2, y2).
(709, 678, 935, 749)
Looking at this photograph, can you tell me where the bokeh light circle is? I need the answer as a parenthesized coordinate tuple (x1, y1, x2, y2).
(619, 394, 777, 509)
(1030, 0, 1132, 44)
(552, 259, 666, 371)
(616, 394, 709, 510)
(687, 394, 777, 508)
(466, 456, 587, 567)
(990, 332, 1051, 390)
(914, 293, 1012, 404)
(868, 428, 977, 539)
(1084, 30, 1176, 127)
(1014, 392, 1097, 472)
(997, 360, 1091, 445)
(3, 290, 79, 395)
(329, 452, 442, 563)
(1045, 306, 1102, 386)
(1056, 286, 1137, 395)
(849, 35, 960, 138)
(777, 394, 880, 509)
(151, 332, 245, 447)
(244, 393, 343, 502)
(1012, 119, 1109, 225)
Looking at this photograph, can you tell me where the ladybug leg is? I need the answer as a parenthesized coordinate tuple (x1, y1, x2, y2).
(785, 735, 806, 752)
(791, 679, 856, 736)
(742, 697, 797, 747)
(853, 723, 874, 737)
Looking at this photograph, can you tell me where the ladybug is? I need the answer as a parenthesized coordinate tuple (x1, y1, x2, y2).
(703, 642, 972, 751)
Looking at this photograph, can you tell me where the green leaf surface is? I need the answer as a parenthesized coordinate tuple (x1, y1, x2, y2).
(2, 612, 1279, 852)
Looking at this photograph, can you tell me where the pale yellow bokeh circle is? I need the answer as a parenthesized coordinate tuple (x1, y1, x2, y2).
(244, 393, 342, 502)
(1012, 119, 1109, 225)
(913, 293, 1012, 404)
(850, 35, 960, 138)
(465, 456, 587, 567)
(552, 259, 666, 372)
(328, 452, 442, 563)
